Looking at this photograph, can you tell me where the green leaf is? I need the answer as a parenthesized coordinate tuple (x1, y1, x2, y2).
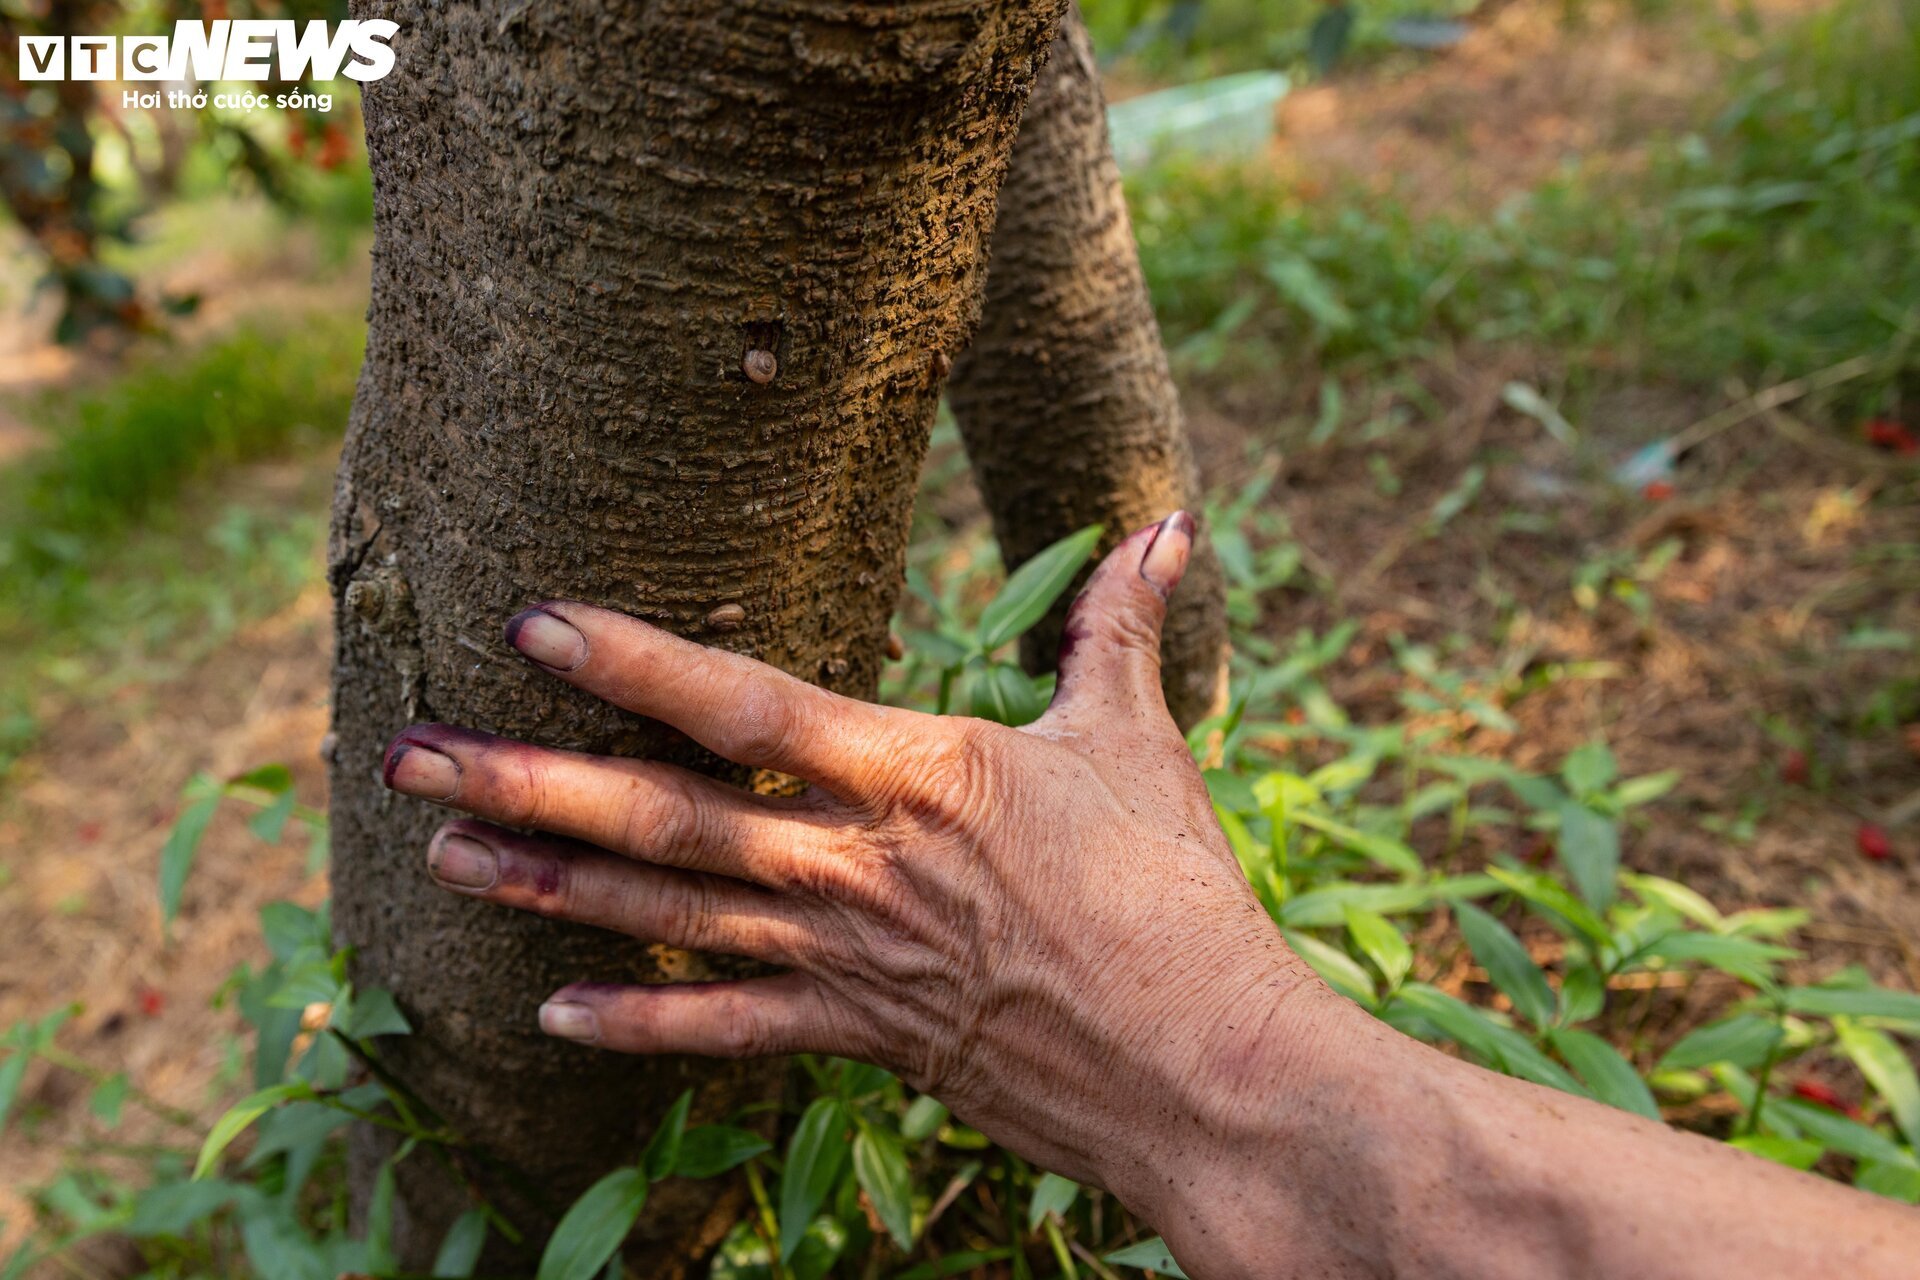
(1856, 1161, 1920, 1204)
(1770, 1099, 1915, 1168)
(1286, 809, 1422, 876)
(0, 1052, 29, 1133)
(1633, 932, 1794, 985)
(1026, 1172, 1079, 1232)
(194, 1083, 312, 1179)
(1282, 930, 1375, 1007)
(1394, 984, 1586, 1096)
(1485, 866, 1612, 947)
(367, 1155, 400, 1276)
(894, 1247, 1013, 1280)
(159, 788, 222, 925)
(905, 630, 972, 670)
(1612, 771, 1681, 809)
(88, 1072, 128, 1127)
(1723, 907, 1809, 939)
(1555, 801, 1620, 913)
(1203, 767, 1261, 816)
(1561, 742, 1617, 797)
(1625, 874, 1724, 931)
(1306, 753, 1377, 794)
(1549, 1028, 1659, 1120)
(1104, 1236, 1189, 1277)
(267, 958, 345, 1010)
(536, 1166, 648, 1280)
(1343, 907, 1413, 990)
(976, 525, 1103, 652)
(245, 1099, 356, 1166)
(1836, 1021, 1920, 1148)
(967, 660, 1047, 726)
(1658, 1014, 1783, 1073)
(780, 1097, 850, 1262)
(431, 1208, 488, 1278)
(230, 763, 294, 793)
(1278, 876, 1496, 929)
(1558, 962, 1606, 1024)
(852, 1125, 914, 1251)
(260, 901, 326, 962)
(125, 1180, 241, 1237)
(1505, 772, 1568, 811)
(1265, 256, 1353, 332)
(673, 1125, 771, 1180)
(1456, 903, 1556, 1028)
(343, 987, 412, 1040)
(641, 1090, 693, 1183)
(1730, 1134, 1823, 1170)
(248, 789, 297, 844)
(901, 1096, 948, 1143)
(1783, 985, 1920, 1024)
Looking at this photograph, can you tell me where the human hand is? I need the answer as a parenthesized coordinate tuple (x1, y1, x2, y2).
(380, 512, 1344, 1197)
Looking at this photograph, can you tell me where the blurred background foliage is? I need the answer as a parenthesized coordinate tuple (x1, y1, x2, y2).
(0, 0, 364, 342)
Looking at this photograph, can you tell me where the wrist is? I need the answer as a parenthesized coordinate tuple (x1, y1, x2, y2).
(1094, 957, 1391, 1277)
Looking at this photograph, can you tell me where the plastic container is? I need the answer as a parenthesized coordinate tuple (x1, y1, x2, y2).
(1106, 71, 1290, 172)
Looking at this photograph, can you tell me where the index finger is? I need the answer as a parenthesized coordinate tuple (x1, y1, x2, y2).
(505, 600, 902, 801)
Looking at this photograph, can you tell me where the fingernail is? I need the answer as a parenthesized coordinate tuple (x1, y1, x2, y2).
(384, 742, 460, 801)
(428, 833, 498, 891)
(539, 1000, 600, 1043)
(1139, 510, 1196, 598)
(506, 606, 587, 671)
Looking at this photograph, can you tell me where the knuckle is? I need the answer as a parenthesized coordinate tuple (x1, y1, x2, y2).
(723, 681, 799, 766)
(500, 751, 549, 829)
(655, 878, 717, 951)
(777, 842, 866, 907)
(621, 769, 698, 863)
(713, 994, 774, 1058)
(884, 719, 997, 833)
(1091, 594, 1163, 654)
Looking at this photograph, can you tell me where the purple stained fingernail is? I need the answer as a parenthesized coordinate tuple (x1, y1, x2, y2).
(428, 832, 498, 891)
(1139, 510, 1196, 598)
(384, 740, 460, 801)
(505, 606, 587, 671)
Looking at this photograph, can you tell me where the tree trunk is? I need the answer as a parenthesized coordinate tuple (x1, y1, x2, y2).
(947, 3, 1228, 729)
(329, 0, 1064, 1269)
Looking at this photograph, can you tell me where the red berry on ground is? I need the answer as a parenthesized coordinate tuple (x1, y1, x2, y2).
(1864, 419, 1919, 455)
(136, 985, 165, 1017)
(77, 820, 103, 843)
(1792, 1079, 1846, 1110)
(1780, 749, 1809, 786)
(1642, 480, 1675, 501)
(1857, 823, 1892, 862)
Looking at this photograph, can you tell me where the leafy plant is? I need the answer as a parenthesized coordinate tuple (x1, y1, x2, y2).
(898, 524, 1102, 724)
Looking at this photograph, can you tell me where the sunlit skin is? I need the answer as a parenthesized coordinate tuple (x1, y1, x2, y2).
(383, 512, 1920, 1279)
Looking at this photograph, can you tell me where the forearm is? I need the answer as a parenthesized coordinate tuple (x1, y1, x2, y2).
(1111, 997, 1920, 1280)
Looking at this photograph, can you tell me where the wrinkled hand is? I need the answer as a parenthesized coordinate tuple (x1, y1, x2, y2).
(381, 512, 1333, 1189)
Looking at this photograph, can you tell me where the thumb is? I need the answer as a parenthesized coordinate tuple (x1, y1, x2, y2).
(1042, 510, 1196, 723)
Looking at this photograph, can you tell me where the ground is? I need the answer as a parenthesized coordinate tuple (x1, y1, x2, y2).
(1, 0, 1916, 1259)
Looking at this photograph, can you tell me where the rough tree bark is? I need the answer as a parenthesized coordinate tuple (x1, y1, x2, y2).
(947, 2, 1228, 729)
(329, 0, 1065, 1269)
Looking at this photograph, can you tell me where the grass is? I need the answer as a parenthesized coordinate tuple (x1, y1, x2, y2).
(0, 318, 362, 773)
(1081, 0, 1484, 80)
(1124, 0, 1920, 430)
